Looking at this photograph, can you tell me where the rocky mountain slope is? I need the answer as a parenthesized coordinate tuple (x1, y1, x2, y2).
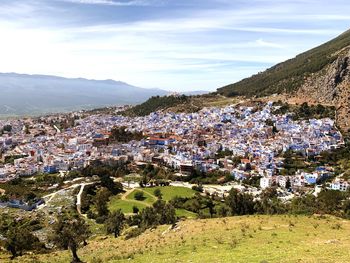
(297, 46, 350, 130)
(217, 29, 350, 131)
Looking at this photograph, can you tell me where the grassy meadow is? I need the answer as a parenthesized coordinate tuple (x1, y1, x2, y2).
(108, 186, 196, 215)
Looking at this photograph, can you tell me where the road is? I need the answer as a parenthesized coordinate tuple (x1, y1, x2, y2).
(76, 183, 94, 215)
(37, 181, 95, 213)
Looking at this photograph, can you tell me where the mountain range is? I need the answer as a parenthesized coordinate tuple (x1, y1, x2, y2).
(0, 73, 169, 117)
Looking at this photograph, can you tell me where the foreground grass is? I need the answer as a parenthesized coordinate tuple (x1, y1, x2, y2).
(2, 215, 350, 263)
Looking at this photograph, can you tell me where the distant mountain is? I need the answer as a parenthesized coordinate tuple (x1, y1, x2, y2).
(0, 73, 168, 117)
(217, 29, 350, 130)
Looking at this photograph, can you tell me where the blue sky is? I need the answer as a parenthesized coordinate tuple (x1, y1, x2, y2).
(0, 0, 349, 91)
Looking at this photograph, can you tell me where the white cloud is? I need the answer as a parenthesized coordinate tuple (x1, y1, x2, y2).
(0, 0, 349, 91)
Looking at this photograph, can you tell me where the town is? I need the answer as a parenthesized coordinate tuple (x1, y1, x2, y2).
(0, 101, 348, 209)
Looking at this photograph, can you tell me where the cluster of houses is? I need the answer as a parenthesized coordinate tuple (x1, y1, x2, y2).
(260, 167, 335, 189)
(1, 102, 349, 193)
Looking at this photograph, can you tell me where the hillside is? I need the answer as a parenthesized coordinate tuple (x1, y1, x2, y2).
(121, 94, 239, 117)
(0, 73, 168, 117)
(2, 215, 349, 263)
(217, 29, 350, 130)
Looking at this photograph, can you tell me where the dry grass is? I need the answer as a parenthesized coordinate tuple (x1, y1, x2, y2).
(1, 215, 350, 263)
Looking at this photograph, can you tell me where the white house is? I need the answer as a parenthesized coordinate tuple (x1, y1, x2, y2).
(260, 177, 272, 189)
(330, 179, 350, 192)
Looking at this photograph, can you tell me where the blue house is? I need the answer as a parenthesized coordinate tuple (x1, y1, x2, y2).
(44, 165, 58, 174)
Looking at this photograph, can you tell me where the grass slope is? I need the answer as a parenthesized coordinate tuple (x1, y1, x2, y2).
(3, 215, 350, 263)
(121, 95, 189, 117)
(218, 29, 350, 97)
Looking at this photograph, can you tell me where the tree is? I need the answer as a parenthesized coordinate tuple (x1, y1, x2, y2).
(0, 214, 44, 259)
(51, 214, 91, 263)
(216, 204, 230, 217)
(258, 187, 286, 214)
(290, 195, 317, 215)
(140, 207, 160, 228)
(317, 190, 344, 214)
(154, 188, 163, 199)
(225, 188, 256, 216)
(343, 199, 350, 219)
(100, 175, 123, 195)
(134, 191, 145, 201)
(153, 200, 176, 225)
(285, 178, 291, 189)
(3, 125, 12, 133)
(4, 226, 42, 259)
(94, 188, 111, 217)
(204, 198, 215, 218)
(132, 206, 139, 214)
(105, 210, 125, 238)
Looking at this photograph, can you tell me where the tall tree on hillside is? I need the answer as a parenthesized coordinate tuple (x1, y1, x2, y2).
(225, 188, 256, 215)
(105, 210, 125, 238)
(4, 226, 42, 259)
(94, 187, 112, 217)
(0, 214, 43, 259)
(152, 199, 176, 225)
(51, 214, 90, 263)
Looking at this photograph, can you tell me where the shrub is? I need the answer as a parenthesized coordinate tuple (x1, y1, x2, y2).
(132, 206, 139, 214)
(134, 191, 145, 201)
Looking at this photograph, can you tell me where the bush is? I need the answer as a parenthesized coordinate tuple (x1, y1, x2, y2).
(192, 185, 203, 192)
(134, 191, 145, 201)
(124, 227, 145, 240)
(95, 215, 108, 224)
(87, 210, 96, 219)
(132, 206, 139, 214)
(154, 189, 162, 199)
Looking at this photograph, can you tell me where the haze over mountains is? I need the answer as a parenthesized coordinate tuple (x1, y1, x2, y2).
(0, 73, 170, 117)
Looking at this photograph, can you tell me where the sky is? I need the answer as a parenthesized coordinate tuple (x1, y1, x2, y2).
(0, 0, 349, 92)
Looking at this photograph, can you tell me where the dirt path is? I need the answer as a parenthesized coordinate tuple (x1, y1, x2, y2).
(37, 182, 95, 211)
(121, 188, 135, 201)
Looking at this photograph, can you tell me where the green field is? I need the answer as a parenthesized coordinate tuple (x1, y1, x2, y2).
(142, 186, 196, 201)
(108, 195, 149, 214)
(126, 189, 157, 204)
(3, 215, 350, 263)
(109, 186, 196, 215)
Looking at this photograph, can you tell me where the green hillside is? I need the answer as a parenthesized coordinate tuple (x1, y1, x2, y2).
(121, 94, 238, 117)
(218, 29, 350, 97)
(2, 215, 349, 263)
(121, 95, 190, 117)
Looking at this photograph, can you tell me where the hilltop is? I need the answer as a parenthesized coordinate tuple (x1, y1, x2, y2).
(1, 215, 349, 263)
(217, 29, 350, 130)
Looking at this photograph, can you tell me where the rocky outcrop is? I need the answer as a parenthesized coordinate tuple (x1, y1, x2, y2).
(297, 46, 350, 131)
